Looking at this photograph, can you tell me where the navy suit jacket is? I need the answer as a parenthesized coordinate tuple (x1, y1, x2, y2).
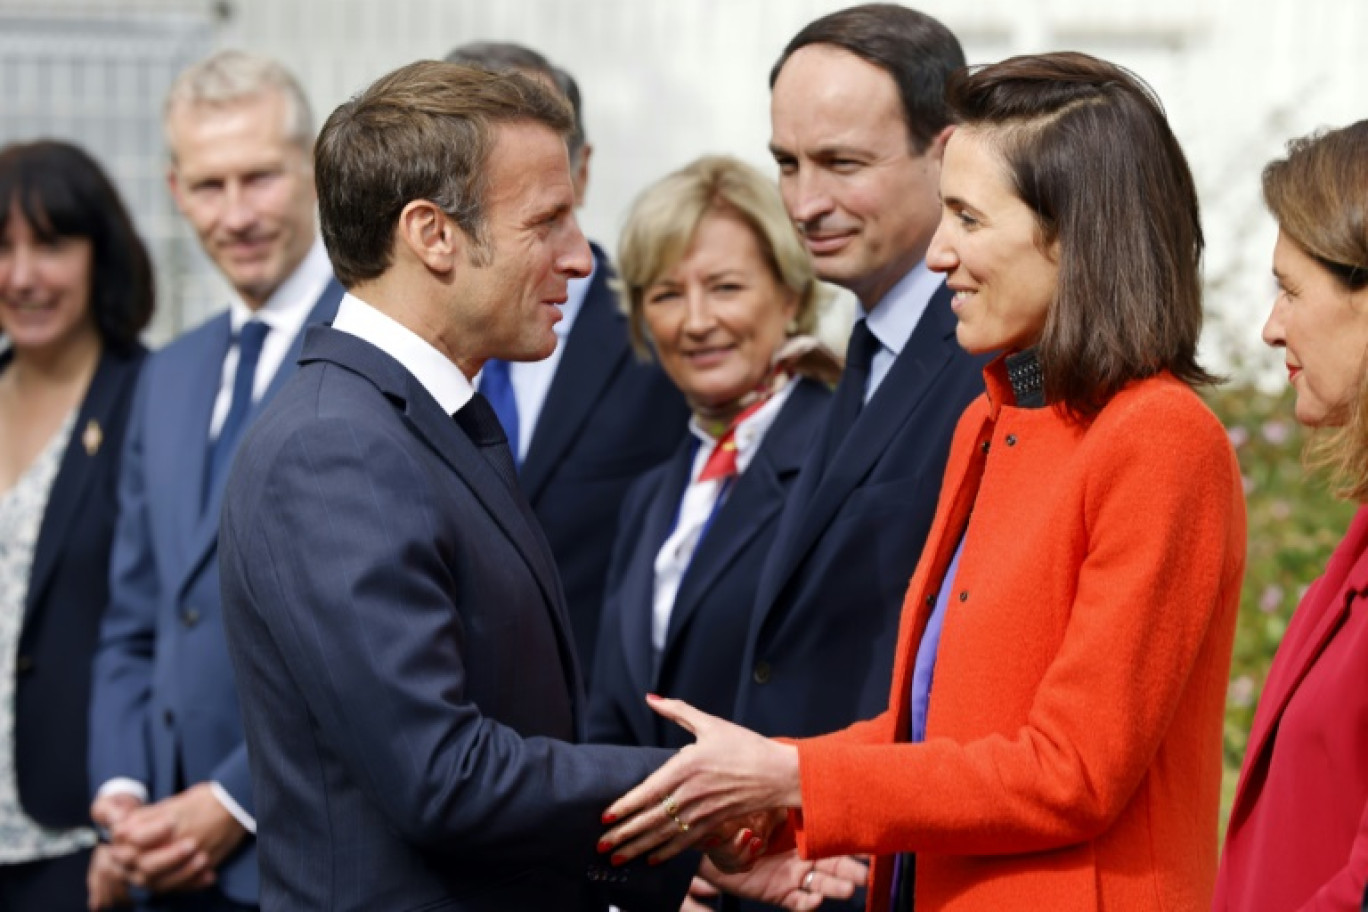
(219, 325, 690, 912)
(88, 279, 342, 905)
(10, 344, 144, 829)
(522, 245, 689, 676)
(734, 283, 988, 740)
(588, 379, 829, 750)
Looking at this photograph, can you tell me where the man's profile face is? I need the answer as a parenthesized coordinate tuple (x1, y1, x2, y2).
(770, 44, 944, 309)
(454, 121, 592, 364)
(167, 89, 317, 310)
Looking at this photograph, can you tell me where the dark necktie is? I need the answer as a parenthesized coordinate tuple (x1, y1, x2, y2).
(477, 358, 521, 468)
(454, 392, 521, 494)
(206, 319, 269, 506)
(817, 318, 881, 472)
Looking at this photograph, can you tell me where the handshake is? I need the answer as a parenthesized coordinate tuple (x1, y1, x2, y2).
(597, 695, 867, 911)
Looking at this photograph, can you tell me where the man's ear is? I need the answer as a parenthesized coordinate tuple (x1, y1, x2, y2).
(166, 166, 188, 218)
(395, 199, 460, 273)
(926, 124, 955, 164)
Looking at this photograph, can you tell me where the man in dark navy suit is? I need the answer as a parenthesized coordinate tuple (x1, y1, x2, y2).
(445, 41, 689, 677)
(735, 0, 987, 796)
(88, 51, 342, 911)
(216, 61, 697, 912)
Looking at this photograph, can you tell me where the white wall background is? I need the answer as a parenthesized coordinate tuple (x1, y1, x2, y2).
(2, 0, 1365, 382)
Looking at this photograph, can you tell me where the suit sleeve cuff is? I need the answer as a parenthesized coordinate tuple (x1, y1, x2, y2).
(97, 778, 149, 804)
(209, 781, 257, 835)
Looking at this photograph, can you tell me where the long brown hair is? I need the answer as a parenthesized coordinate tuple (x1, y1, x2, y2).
(947, 52, 1214, 419)
(1263, 120, 1368, 500)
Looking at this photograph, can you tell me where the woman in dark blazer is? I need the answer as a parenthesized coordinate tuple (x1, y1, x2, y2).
(1214, 120, 1368, 912)
(0, 140, 152, 910)
(589, 156, 865, 909)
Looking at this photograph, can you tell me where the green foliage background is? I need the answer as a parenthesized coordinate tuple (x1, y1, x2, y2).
(1203, 384, 1358, 830)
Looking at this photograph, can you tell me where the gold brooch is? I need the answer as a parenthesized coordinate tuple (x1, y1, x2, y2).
(82, 419, 103, 456)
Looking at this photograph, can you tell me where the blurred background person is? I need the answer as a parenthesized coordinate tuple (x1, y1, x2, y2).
(588, 154, 848, 910)
(444, 41, 688, 678)
(0, 140, 152, 910)
(1214, 119, 1368, 912)
(600, 51, 1245, 912)
(87, 50, 341, 911)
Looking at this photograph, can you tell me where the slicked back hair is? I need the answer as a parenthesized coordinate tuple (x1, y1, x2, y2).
(770, 3, 964, 152)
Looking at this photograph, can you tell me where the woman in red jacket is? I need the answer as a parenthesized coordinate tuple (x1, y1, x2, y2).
(1213, 120, 1368, 912)
(598, 52, 1246, 912)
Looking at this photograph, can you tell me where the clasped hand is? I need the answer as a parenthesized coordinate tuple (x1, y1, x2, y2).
(88, 784, 247, 904)
(598, 695, 802, 868)
(597, 696, 866, 909)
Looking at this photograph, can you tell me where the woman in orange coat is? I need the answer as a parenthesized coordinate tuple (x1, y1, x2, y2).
(1213, 121, 1368, 911)
(598, 52, 1246, 912)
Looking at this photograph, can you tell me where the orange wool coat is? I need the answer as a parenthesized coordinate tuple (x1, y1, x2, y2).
(790, 364, 1246, 912)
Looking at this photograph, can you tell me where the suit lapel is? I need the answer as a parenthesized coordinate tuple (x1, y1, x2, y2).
(181, 281, 344, 595)
(760, 284, 959, 610)
(301, 327, 574, 663)
(662, 384, 816, 662)
(520, 247, 628, 503)
(1236, 508, 1368, 806)
(618, 445, 695, 696)
(22, 349, 138, 625)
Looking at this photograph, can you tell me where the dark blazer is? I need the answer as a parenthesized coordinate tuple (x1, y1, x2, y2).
(588, 379, 830, 749)
(88, 279, 342, 906)
(9, 344, 145, 828)
(734, 283, 987, 740)
(219, 325, 690, 912)
(522, 244, 689, 675)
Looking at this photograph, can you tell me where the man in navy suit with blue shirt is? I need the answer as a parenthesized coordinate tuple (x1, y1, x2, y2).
(87, 51, 342, 910)
(444, 41, 689, 677)
(217, 61, 696, 911)
(735, 0, 986, 805)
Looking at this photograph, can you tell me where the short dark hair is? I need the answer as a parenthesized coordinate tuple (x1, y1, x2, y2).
(947, 52, 1213, 418)
(770, 3, 964, 152)
(315, 60, 574, 288)
(0, 140, 154, 352)
(444, 41, 586, 163)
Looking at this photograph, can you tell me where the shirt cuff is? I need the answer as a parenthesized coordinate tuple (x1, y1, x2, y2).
(209, 781, 257, 835)
(97, 778, 149, 804)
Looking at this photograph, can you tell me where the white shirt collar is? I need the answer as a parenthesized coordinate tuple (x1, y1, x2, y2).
(330, 292, 474, 415)
(228, 237, 332, 337)
(862, 260, 942, 357)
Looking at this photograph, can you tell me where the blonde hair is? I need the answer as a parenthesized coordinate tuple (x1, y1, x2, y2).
(616, 155, 824, 358)
(1264, 121, 1368, 500)
(164, 50, 315, 157)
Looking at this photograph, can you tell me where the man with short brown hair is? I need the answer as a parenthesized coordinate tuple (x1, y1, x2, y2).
(216, 60, 690, 911)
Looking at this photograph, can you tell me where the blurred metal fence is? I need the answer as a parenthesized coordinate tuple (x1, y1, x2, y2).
(0, 6, 217, 343)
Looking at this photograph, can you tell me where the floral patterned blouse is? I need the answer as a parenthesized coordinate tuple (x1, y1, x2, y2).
(0, 410, 96, 862)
